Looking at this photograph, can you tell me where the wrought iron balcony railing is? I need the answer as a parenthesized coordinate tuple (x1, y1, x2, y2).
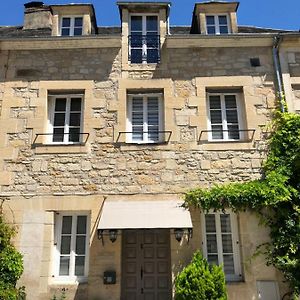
(128, 35, 161, 64)
(198, 129, 256, 143)
(33, 133, 90, 146)
(116, 131, 172, 144)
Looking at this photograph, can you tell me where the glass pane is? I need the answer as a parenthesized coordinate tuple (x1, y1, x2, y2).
(210, 110, 222, 124)
(54, 113, 65, 126)
(207, 26, 216, 34)
(225, 95, 237, 108)
(147, 49, 159, 63)
(53, 128, 64, 142)
(77, 216, 87, 234)
(206, 234, 218, 253)
(132, 98, 143, 110)
(228, 125, 240, 139)
(75, 256, 85, 276)
(220, 214, 232, 232)
(205, 214, 216, 233)
(207, 255, 219, 265)
(69, 128, 80, 143)
(62, 216, 72, 234)
(209, 96, 221, 109)
(131, 16, 142, 31)
(132, 126, 143, 141)
(76, 236, 86, 255)
(148, 126, 159, 141)
(70, 113, 81, 126)
(146, 34, 159, 48)
(60, 236, 71, 254)
(226, 110, 238, 123)
(218, 16, 228, 25)
(55, 99, 66, 111)
(131, 49, 143, 63)
(130, 35, 143, 47)
(61, 28, 70, 36)
(74, 17, 83, 27)
(59, 257, 70, 276)
(146, 16, 158, 32)
(206, 16, 215, 25)
(148, 112, 159, 125)
(71, 98, 82, 111)
(62, 18, 71, 27)
(211, 125, 223, 140)
(222, 234, 233, 253)
(223, 255, 235, 274)
(74, 28, 83, 36)
(148, 97, 159, 110)
(220, 26, 229, 34)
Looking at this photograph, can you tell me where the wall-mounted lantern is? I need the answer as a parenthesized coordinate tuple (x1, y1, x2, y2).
(173, 228, 193, 243)
(97, 229, 119, 245)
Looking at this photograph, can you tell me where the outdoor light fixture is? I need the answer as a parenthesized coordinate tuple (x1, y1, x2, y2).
(97, 229, 118, 245)
(174, 228, 193, 243)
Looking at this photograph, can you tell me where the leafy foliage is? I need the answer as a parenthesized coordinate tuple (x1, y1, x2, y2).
(175, 251, 227, 300)
(0, 214, 25, 300)
(185, 112, 300, 296)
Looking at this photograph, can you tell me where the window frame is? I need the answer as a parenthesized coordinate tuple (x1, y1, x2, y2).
(201, 210, 242, 282)
(129, 13, 160, 64)
(207, 92, 243, 141)
(53, 212, 90, 283)
(126, 93, 164, 144)
(48, 94, 84, 145)
(205, 14, 231, 35)
(60, 16, 84, 37)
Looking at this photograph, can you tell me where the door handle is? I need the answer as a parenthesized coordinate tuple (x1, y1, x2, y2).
(141, 267, 143, 279)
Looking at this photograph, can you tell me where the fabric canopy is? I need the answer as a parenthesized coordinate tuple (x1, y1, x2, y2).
(98, 199, 193, 230)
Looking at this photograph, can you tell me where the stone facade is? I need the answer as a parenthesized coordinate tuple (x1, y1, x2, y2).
(0, 1, 299, 300)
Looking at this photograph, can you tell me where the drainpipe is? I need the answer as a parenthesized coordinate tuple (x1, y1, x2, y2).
(272, 34, 285, 112)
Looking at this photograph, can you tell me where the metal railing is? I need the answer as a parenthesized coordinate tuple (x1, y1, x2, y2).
(198, 129, 256, 143)
(33, 133, 90, 146)
(128, 35, 161, 64)
(116, 131, 172, 144)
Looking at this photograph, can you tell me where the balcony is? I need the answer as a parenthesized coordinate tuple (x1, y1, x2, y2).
(33, 133, 90, 146)
(116, 131, 172, 145)
(128, 35, 160, 64)
(198, 129, 255, 143)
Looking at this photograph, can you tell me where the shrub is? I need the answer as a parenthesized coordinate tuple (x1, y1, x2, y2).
(175, 251, 227, 300)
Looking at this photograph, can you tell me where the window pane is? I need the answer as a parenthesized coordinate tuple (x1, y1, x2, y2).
(69, 128, 80, 143)
(130, 35, 143, 47)
(211, 125, 223, 139)
(61, 28, 70, 36)
(60, 236, 71, 254)
(55, 99, 66, 111)
(207, 255, 219, 265)
(76, 236, 86, 255)
(74, 17, 83, 27)
(210, 110, 222, 124)
(228, 125, 240, 139)
(209, 96, 221, 109)
(131, 49, 143, 63)
(207, 26, 216, 34)
(62, 18, 71, 27)
(77, 216, 87, 234)
(221, 214, 232, 232)
(132, 98, 143, 110)
(205, 214, 216, 232)
(206, 16, 215, 25)
(74, 28, 83, 36)
(131, 16, 142, 31)
(225, 95, 237, 108)
(146, 16, 158, 32)
(147, 49, 159, 63)
(75, 256, 85, 276)
(222, 234, 233, 253)
(218, 16, 228, 25)
(223, 255, 235, 274)
(70, 113, 81, 126)
(148, 126, 159, 141)
(62, 216, 72, 234)
(148, 112, 159, 125)
(226, 110, 238, 123)
(53, 128, 64, 142)
(132, 126, 143, 141)
(59, 257, 70, 276)
(220, 26, 229, 34)
(206, 234, 218, 253)
(54, 113, 66, 126)
(71, 98, 82, 111)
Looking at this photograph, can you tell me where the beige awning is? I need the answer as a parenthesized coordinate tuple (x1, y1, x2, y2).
(98, 200, 193, 230)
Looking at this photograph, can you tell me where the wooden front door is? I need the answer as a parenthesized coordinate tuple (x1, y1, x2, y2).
(121, 229, 172, 300)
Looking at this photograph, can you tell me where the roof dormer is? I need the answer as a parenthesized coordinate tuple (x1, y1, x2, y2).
(191, 1, 239, 35)
(50, 4, 97, 36)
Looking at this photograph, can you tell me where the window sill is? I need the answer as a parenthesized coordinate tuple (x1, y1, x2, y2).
(34, 143, 89, 154)
(50, 277, 88, 285)
(123, 63, 159, 71)
(118, 142, 170, 151)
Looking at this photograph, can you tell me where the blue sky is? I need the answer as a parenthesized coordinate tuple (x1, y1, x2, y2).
(0, 0, 299, 30)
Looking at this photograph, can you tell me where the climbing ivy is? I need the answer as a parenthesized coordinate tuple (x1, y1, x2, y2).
(185, 111, 300, 296)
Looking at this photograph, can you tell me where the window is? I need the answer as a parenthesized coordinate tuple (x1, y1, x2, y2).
(127, 93, 163, 143)
(129, 15, 160, 63)
(206, 15, 229, 35)
(60, 17, 83, 36)
(54, 213, 89, 281)
(207, 92, 242, 141)
(202, 211, 242, 281)
(48, 94, 83, 144)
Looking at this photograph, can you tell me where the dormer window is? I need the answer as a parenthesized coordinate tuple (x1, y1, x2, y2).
(61, 16, 83, 36)
(206, 15, 229, 35)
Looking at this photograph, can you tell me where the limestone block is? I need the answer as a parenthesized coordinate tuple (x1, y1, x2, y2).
(188, 96, 199, 107)
(201, 160, 211, 170)
(189, 115, 200, 127)
(175, 115, 189, 126)
(108, 100, 119, 112)
(169, 97, 185, 109)
(0, 171, 14, 185)
(251, 159, 261, 169)
(0, 119, 25, 133)
(0, 147, 18, 160)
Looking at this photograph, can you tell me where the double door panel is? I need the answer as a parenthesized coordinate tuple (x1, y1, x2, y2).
(121, 229, 171, 300)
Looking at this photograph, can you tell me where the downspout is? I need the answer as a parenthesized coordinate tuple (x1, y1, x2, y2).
(167, 4, 171, 35)
(272, 34, 285, 112)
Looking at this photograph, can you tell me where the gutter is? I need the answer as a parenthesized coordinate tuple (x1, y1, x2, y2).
(272, 35, 285, 112)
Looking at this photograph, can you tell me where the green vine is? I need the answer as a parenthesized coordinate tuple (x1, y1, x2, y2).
(185, 112, 300, 296)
